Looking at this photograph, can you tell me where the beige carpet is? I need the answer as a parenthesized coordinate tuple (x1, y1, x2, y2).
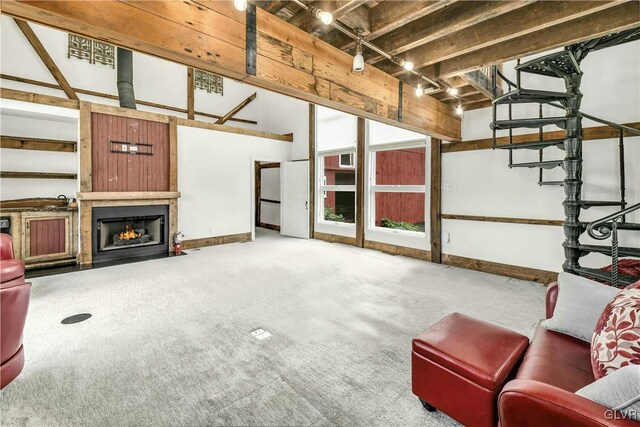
(1, 229, 546, 426)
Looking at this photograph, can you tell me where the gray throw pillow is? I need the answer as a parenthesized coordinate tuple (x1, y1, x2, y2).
(542, 272, 618, 342)
(576, 365, 640, 420)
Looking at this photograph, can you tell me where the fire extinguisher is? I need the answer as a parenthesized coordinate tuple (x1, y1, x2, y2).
(173, 231, 184, 255)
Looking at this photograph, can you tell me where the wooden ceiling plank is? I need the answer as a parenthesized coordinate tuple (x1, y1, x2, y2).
(287, 0, 368, 36)
(13, 18, 78, 100)
(367, 1, 533, 66)
(255, 1, 290, 15)
(437, 2, 640, 78)
(404, 1, 623, 77)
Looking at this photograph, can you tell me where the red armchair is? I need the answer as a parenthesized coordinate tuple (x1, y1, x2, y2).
(498, 282, 637, 427)
(1, 233, 31, 389)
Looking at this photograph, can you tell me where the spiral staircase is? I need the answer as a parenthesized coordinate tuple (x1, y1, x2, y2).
(489, 27, 640, 287)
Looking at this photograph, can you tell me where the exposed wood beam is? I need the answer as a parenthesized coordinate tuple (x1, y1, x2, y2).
(432, 85, 479, 101)
(187, 67, 195, 120)
(368, 0, 454, 42)
(255, 1, 290, 15)
(0, 86, 80, 109)
(1, 135, 76, 152)
(355, 117, 365, 248)
(442, 121, 640, 153)
(13, 18, 78, 100)
(215, 92, 257, 124)
(442, 254, 557, 285)
(442, 214, 563, 227)
(178, 117, 293, 142)
(288, 0, 367, 36)
(416, 1, 636, 79)
(1, 74, 258, 125)
(2, 1, 460, 140)
(368, 1, 532, 67)
(1, 171, 78, 179)
(308, 104, 315, 238)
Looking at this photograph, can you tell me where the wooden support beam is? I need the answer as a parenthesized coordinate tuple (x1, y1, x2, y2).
(1, 74, 257, 125)
(2, 0, 460, 140)
(442, 254, 558, 284)
(441, 214, 563, 227)
(13, 18, 78, 100)
(1, 171, 77, 179)
(404, 1, 623, 78)
(355, 117, 365, 248)
(288, 0, 368, 36)
(78, 101, 92, 192)
(255, 1, 290, 15)
(443, 121, 640, 153)
(177, 118, 292, 142)
(437, 2, 640, 78)
(368, 1, 531, 66)
(309, 104, 316, 238)
(430, 138, 442, 263)
(460, 70, 499, 100)
(1, 135, 76, 152)
(215, 92, 257, 124)
(187, 68, 195, 120)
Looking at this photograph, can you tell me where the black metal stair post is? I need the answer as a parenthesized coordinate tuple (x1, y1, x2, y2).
(561, 61, 584, 273)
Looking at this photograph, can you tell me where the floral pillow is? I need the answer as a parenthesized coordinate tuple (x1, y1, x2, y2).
(591, 281, 640, 379)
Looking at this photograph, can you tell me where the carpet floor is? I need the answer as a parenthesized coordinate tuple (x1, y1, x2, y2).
(1, 229, 546, 426)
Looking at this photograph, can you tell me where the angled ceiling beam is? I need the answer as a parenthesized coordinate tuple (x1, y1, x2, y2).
(386, 0, 624, 77)
(436, 2, 640, 78)
(367, 1, 533, 65)
(288, 0, 368, 36)
(13, 18, 78, 100)
(215, 92, 257, 124)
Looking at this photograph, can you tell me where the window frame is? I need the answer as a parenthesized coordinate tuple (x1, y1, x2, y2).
(317, 148, 357, 228)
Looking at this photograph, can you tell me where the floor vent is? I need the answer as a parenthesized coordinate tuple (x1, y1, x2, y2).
(61, 313, 92, 324)
(251, 328, 272, 340)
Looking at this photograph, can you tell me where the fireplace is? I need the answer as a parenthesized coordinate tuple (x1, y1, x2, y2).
(92, 205, 169, 262)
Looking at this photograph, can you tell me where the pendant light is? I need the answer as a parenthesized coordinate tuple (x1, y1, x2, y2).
(415, 82, 424, 97)
(352, 28, 365, 72)
(233, 0, 247, 11)
(315, 9, 333, 25)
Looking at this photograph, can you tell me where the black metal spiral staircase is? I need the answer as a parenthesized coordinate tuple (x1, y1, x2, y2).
(489, 27, 640, 287)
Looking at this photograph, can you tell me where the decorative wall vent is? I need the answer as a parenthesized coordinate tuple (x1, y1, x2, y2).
(194, 69, 224, 95)
(67, 34, 115, 68)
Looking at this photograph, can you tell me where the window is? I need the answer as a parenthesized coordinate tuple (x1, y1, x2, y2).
(67, 34, 115, 68)
(339, 153, 354, 168)
(367, 121, 427, 236)
(194, 69, 224, 95)
(316, 106, 358, 229)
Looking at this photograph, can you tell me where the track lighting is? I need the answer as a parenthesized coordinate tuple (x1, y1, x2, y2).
(402, 60, 414, 71)
(455, 104, 464, 116)
(446, 87, 459, 96)
(352, 28, 364, 72)
(415, 83, 424, 97)
(316, 9, 333, 25)
(233, 0, 247, 11)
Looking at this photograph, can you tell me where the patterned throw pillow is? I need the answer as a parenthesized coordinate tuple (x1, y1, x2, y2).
(591, 281, 640, 379)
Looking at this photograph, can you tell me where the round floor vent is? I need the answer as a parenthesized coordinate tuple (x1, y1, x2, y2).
(61, 313, 92, 324)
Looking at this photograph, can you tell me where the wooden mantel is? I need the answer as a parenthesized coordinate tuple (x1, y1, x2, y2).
(77, 192, 181, 201)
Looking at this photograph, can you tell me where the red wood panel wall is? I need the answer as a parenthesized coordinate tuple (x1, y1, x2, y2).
(30, 219, 65, 256)
(91, 113, 170, 192)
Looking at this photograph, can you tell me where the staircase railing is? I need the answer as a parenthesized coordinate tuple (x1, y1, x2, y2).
(587, 202, 640, 287)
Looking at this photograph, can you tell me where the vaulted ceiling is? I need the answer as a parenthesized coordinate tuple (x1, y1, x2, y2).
(255, 0, 639, 111)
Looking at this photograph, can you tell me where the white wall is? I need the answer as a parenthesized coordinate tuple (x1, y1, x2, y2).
(177, 126, 291, 240)
(447, 42, 640, 272)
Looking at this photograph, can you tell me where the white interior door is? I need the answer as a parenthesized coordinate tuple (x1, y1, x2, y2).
(280, 161, 309, 239)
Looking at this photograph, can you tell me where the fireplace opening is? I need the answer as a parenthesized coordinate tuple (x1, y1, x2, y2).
(92, 205, 169, 262)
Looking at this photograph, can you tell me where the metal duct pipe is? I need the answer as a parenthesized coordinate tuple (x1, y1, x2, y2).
(117, 48, 136, 109)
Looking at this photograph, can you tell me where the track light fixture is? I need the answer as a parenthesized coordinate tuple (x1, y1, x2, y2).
(352, 28, 365, 72)
(446, 87, 459, 96)
(401, 60, 414, 71)
(233, 0, 247, 11)
(316, 9, 333, 25)
(455, 103, 464, 116)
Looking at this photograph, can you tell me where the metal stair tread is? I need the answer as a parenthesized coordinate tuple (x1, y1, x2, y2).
(579, 245, 640, 258)
(539, 181, 564, 186)
(516, 50, 581, 77)
(573, 267, 639, 286)
(491, 117, 567, 130)
(494, 139, 565, 150)
(580, 200, 626, 208)
(493, 88, 575, 105)
(617, 223, 640, 231)
(510, 160, 564, 170)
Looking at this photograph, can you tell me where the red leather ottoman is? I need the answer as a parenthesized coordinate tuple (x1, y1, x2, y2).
(412, 313, 529, 427)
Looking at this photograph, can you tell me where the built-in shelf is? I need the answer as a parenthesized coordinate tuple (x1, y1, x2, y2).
(1, 171, 77, 179)
(1, 135, 77, 152)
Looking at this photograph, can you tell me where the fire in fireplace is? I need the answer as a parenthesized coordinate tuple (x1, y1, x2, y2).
(92, 205, 169, 262)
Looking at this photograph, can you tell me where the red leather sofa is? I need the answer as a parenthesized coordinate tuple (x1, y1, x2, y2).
(1, 233, 31, 389)
(498, 282, 637, 427)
